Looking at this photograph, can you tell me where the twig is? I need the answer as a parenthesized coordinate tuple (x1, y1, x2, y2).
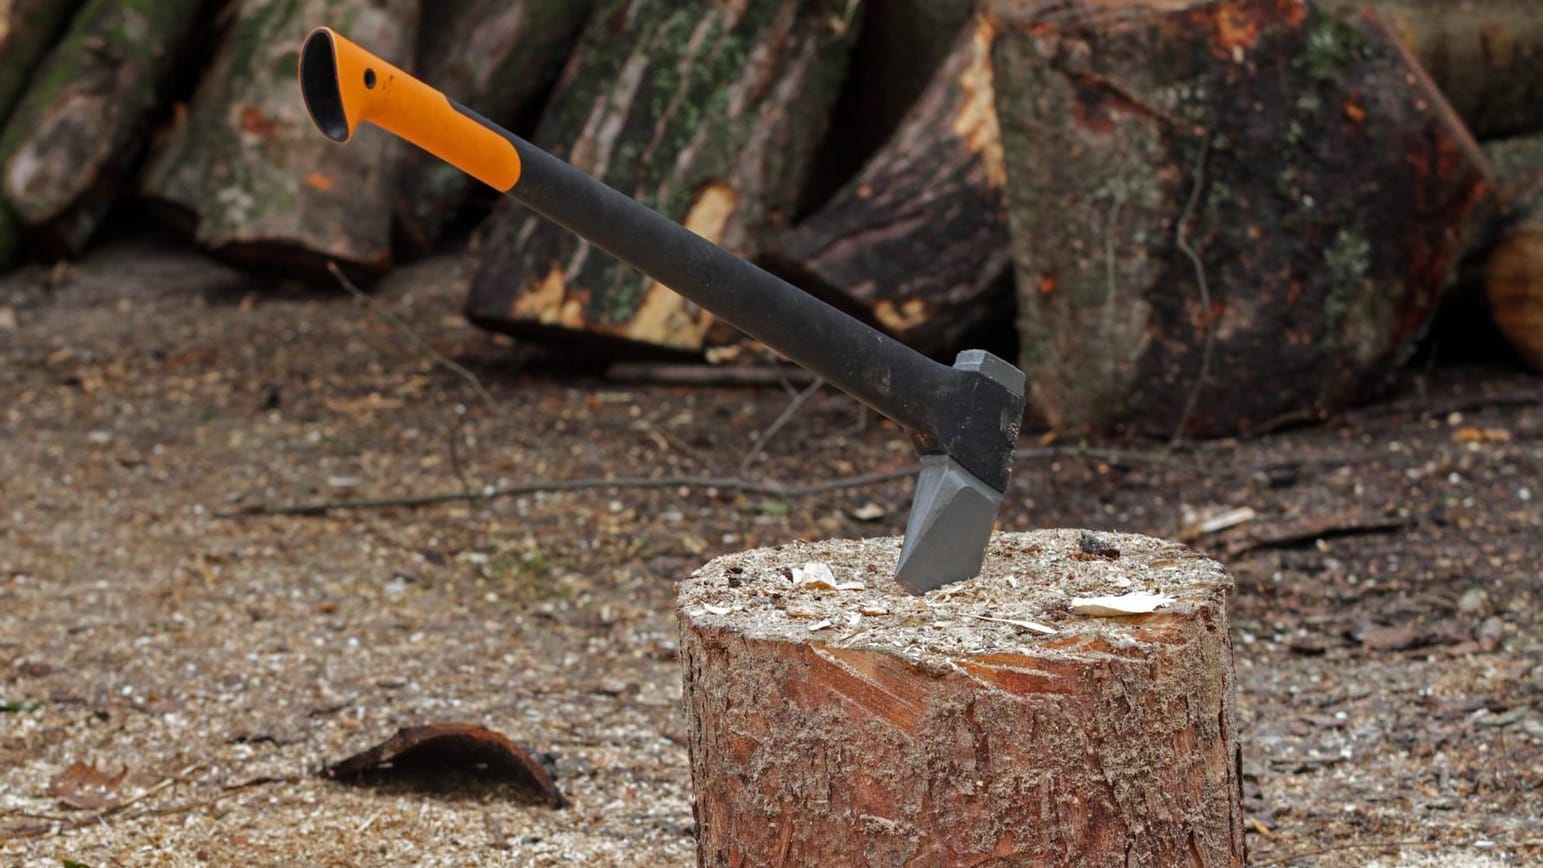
(326, 261, 496, 405)
(1171, 134, 1214, 445)
(226, 444, 1206, 519)
(605, 362, 818, 388)
(739, 377, 825, 473)
(221, 466, 925, 518)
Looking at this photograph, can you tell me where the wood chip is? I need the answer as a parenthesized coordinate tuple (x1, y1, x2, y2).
(1070, 592, 1176, 617)
(973, 614, 1058, 635)
(791, 562, 838, 590)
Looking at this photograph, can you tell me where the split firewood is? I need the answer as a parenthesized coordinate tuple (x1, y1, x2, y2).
(765, 16, 1012, 359)
(395, 0, 596, 252)
(1481, 133, 1543, 372)
(0, 0, 207, 263)
(465, 0, 863, 356)
(991, 0, 1490, 437)
(141, 0, 420, 283)
(1318, 0, 1543, 140)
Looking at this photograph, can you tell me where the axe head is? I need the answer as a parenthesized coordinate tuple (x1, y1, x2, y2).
(894, 350, 1025, 594)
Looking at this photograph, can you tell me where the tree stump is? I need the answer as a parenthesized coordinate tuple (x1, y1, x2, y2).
(140, 0, 419, 283)
(395, 0, 596, 252)
(1318, 0, 1543, 141)
(1482, 133, 1543, 372)
(991, 0, 1490, 437)
(679, 530, 1243, 866)
(465, 0, 861, 356)
(0, 0, 207, 262)
(765, 16, 1014, 360)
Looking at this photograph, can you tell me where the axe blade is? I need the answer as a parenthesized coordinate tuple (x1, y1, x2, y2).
(894, 455, 1004, 593)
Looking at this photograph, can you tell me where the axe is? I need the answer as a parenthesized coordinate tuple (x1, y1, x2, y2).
(298, 28, 1025, 592)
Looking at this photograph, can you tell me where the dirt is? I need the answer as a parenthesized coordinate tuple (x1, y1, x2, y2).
(0, 238, 1538, 866)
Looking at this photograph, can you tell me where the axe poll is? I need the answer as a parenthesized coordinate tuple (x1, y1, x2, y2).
(298, 27, 1024, 592)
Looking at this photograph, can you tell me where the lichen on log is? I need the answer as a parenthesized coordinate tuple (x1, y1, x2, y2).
(395, 0, 596, 251)
(466, 0, 863, 355)
(1318, 0, 1543, 140)
(680, 530, 1244, 866)
(140, 0, 419, 282)
(992, 0, 1490, 436)
(0, 0, 206, 261)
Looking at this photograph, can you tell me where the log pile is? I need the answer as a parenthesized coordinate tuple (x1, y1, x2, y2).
(0, 0, 1535, 419)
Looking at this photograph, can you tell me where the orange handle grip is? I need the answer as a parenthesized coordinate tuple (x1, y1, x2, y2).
(298, 27, 521, 192)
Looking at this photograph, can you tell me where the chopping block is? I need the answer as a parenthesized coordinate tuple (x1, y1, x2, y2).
(678, 530, 1243, 867)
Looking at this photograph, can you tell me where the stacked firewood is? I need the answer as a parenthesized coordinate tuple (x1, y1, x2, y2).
(0, 0, 1538, 432)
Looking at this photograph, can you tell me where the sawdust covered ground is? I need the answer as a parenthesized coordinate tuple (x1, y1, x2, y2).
(0, 239, 1538, 866)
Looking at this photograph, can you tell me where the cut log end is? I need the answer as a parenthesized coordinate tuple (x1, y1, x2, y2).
(1485, 227, 1543, 372)
(679, 529, 1244, 867)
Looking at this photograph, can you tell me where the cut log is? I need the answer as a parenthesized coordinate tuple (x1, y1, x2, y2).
(679, 530, 1243, 866)
(806, 0, 979, 208)
(395, 0, 596, 252)
(1318, 0, 1543, 140)
(0, 0, 83, 127)
(765, 16, 1012, 359)
(1482, 134, 1543, 372)
(0, 0, 206, 262)
(465, 0, 862, 356)
(0, 0, 86, 265)
(992, 0, 1491, 437)
(140, 0, 420, 283)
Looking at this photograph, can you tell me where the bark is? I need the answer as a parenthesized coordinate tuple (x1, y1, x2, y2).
(679, 531, 1243, 867)
(806, 0, 979, 208)
(1318, 0, 1543, 140)
(992, 0, 1490, 437)
(1481, 134, 1543, 371)
(0, 0, 83, 127)
(395, 0, 596, 252)
(140, 0, 419, 283)
(765, 17, 1012, 359)
(0, 0, 206, 262)
(465, 0, 862, 356)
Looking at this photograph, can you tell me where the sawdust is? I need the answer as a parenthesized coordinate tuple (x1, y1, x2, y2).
(679, 530, 1230, 666)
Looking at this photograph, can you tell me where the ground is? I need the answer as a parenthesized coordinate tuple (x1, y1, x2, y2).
(0, 239, 1538, 866)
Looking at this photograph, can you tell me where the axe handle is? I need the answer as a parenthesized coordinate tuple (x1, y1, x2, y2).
(299, 28, 1017, 491)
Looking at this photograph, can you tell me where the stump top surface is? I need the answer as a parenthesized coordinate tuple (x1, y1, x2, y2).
(678, 529, 1230, 665)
